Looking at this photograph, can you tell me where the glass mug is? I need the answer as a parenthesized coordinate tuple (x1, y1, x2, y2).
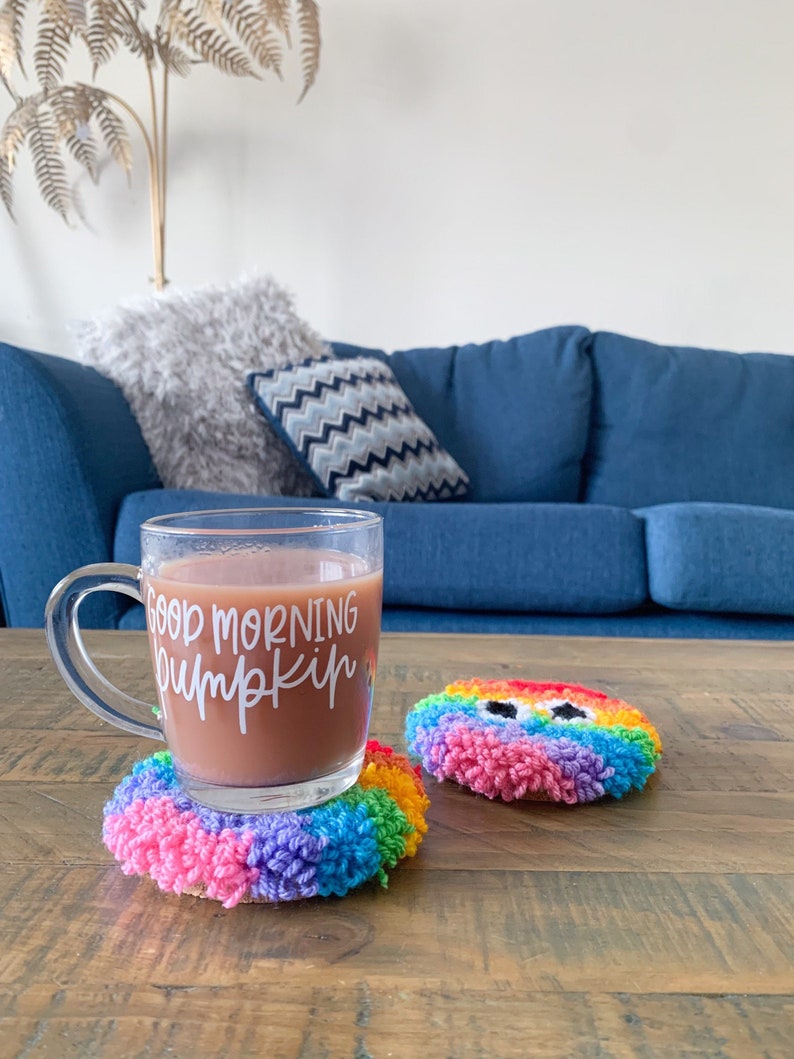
(46, 508, 384, 813)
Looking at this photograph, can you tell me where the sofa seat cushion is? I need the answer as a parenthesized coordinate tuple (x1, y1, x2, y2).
(376, 606, 794, 639)
(115, 490, 648, 615)
(333, 326, 593, 504)
(639, 502, 794, 616)
(119, 599, 794, 640)
(584, 332, 794, 508)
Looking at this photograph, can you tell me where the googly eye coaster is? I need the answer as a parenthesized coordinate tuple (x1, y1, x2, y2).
(405, 678, 662, 804)
(103, 740, 429, 907)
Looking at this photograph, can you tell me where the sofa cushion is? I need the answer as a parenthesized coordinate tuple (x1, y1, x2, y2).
(584, 332, 794, 509)
(374, 606, 794, 639)
(115, 490, 648, 615)
(120, 595, 794, 640)
(248, 355, 470, 502)
(333, 326, 593, 504)
(639, 502, 794, 615)
(70, 275, 328, 497)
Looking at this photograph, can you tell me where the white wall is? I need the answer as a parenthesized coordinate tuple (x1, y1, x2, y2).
(2, 0, 794, 356)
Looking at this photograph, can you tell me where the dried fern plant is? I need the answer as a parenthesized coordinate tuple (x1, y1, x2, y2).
(0, 0, 321, 288)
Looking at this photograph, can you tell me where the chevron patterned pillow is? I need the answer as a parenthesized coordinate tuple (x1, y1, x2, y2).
(248, 356, 470, 502)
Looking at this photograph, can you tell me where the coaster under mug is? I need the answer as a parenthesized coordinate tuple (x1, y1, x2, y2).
(103, 740, 429, 907)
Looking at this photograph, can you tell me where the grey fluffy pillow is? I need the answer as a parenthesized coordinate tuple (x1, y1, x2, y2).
(70, 275, 329, 495)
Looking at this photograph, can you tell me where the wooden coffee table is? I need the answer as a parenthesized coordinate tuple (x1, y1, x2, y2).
(0, 630, 791, 1057)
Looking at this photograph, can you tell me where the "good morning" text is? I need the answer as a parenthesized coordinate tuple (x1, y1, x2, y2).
(146, 586, 361, 733)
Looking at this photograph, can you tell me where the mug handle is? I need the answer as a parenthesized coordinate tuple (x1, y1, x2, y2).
(45, 563, 164, 741)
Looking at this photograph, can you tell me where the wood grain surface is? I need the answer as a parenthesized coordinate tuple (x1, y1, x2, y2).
(0, 630, 792, 1058)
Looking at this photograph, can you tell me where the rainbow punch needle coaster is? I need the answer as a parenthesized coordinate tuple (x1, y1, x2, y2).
(405, 678, 662, 804)
(102, 740, 429, 907)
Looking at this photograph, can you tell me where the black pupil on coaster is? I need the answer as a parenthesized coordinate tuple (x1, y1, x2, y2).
(485, 700, 518, 719)
(551, 701, 588, 721)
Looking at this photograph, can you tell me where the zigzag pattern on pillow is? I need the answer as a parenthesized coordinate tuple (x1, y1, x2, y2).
(249, 356, 470, 502)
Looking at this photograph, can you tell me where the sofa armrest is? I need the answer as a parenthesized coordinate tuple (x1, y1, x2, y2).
(0, 342, 161, 627)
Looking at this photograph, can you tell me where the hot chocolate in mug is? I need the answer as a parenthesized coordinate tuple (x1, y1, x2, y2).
(46, 508, 383, 812)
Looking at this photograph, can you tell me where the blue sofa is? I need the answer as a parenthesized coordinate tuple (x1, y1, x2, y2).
(2, 326, 794, 637)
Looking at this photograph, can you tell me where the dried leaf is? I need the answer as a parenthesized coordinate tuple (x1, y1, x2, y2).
(84, 3, 120, 72)
(85, 87, 132, 172)
(0, 0, 28, 71)
(155, 0, 179, 36)
(0, 85, 106, 218)
(63, 127, 98, 180)
(223, 1, 282, 76)
(262, 0, 292, 45)
(295, 0, 319, 101)
(124, 28, 154, 62)
(47, 82, 129, 176)
(85, 0, 152, 71)
(34, 15, 72, 90)
(0, 0, 324, 235)
(42, 0, 82, 38)
(58, 82, 93, 124)
(51, 101, 75, 137)
(49, 83, 92, 162)
(198, 0, 223, 28)
(170, 8, 254, 77)
(41, 0, 71, 21)
(0, 150, 13, 216)
(28, 109, 72, 221)
(85, 0, 124, 70)
(1, 95, 37, 171)
(65, 0, 85, 29)
(155, 37, 192, 77)
(0, 3, 19, 82)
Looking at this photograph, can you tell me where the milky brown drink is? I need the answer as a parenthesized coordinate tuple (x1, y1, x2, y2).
(142, 547, 383, 789)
